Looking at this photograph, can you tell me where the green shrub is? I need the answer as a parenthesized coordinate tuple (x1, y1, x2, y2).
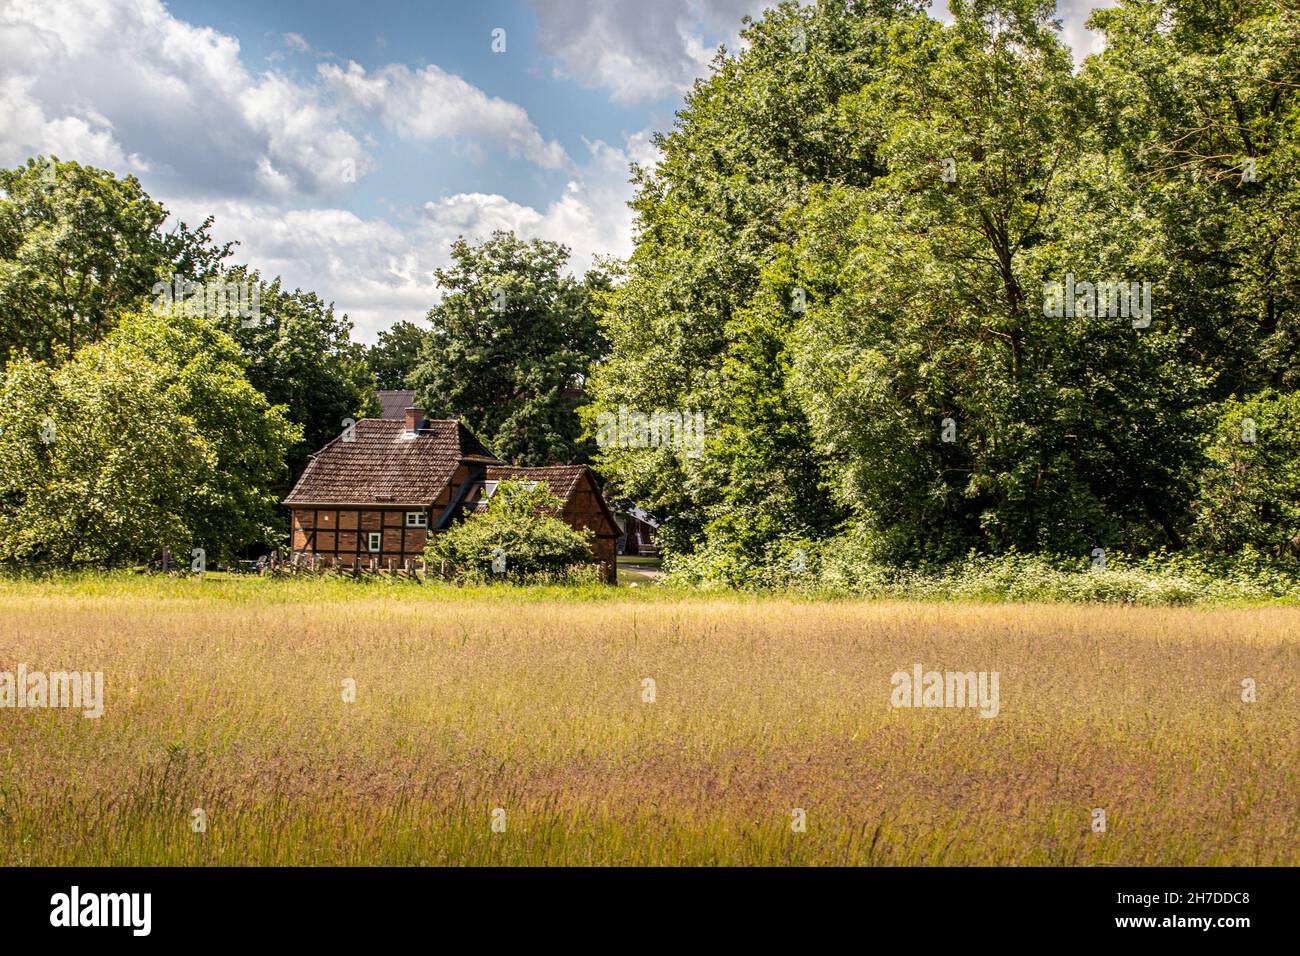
(1191, 391, 1300, 562)
(426, 480, 594, 583)
(664, 538, 1300, 606)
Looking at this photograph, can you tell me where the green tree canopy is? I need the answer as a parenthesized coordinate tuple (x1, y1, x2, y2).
(208, 267, 377, 485)
(1085, 0, 1300, 393)
(426, 479, 594, 581)
(0, 157, 369, 489)
(367, 320, 428, 389)
(584, 0, 922, 555)
(0, 308, 298, 566)
(0, 156, 229, 364)
(411, 231, 609, 466)
(585, 0, 1299, 569)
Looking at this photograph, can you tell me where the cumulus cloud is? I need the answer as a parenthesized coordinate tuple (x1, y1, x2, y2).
(0, 0, 369, 197)
(420, 131, 658, 271)
(320, 61, 571, 170)
(528, 0, 767, 103)
(0, 75, 150, 173)
(1056, 0, 1118, 61)
(169, 132, 655, 342)
(0, 0, 570, 199)
(163, 196, 441, 341)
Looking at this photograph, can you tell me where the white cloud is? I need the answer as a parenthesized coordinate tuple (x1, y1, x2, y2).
(0, 0, 368, 198)
(169, 198, 442, 340)
(168, 131, 655, 343)
(528, 0, 766, 103)
(320, 61, 571, 171)
(420, 132, 654, 272)
(0, 75, 149, 173)
(0, 0, 570, 199)
(1056, 0, 1118, 62)
(482, 136, 646, 264)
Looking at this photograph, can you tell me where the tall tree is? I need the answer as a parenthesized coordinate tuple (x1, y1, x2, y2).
(1085, 0, 1300, 393)
(0, 156, 228, 364)
(0, 309, 298, 566)
(367, 320, 428, 389)
(208, 267, 378, 484)
(784, 0, 1208, 559)
(410, 231, 609, 465)
(584, 0, 926, 558)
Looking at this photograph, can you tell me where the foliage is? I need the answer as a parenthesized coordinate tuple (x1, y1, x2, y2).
(0, 309, 298, 566)
(3, 2, 1297, 580)
(210, 267, 377, 485)
(426, 479, 594, 582)
(1191, 390, 1300, 559)
(784, 0, 1208, 559)
(0, 157, 372, 490)
(586, 0, 1299, 568)
(411, 231, 610, 465)
(0, 156, 229, 364)
(1085, 0, 1300, 394)
(584, 0, 917, 556)
(366, 320, 428, 389)
(665, 538, 1300, 606)
(100, 307, 302, 557)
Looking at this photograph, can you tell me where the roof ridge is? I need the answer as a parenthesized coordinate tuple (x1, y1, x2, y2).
(284, 417, 499, 506)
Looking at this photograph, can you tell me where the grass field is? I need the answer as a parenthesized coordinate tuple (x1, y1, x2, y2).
(0, 574, 1296, 865)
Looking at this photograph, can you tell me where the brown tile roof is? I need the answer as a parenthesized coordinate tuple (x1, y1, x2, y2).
(484, 465, 588, 503)
(479, 465, 619, 535)
(285, 419, 501, 506)
(375, 390, 416, 420)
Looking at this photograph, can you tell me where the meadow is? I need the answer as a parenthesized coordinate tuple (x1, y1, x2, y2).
(0, 574, 1295, 865)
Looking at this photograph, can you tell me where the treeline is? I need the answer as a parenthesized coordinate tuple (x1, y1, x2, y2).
(0, 160, 611, 567)
(3, 0, 1297, 579)
(581, 0, 1300, 581)
(245, 230, 612, 471)
(0, 159, 377, 565)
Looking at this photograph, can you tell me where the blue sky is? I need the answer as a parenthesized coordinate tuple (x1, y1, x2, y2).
(0, 0, 1112, 341)
(164, 0, 683, 216)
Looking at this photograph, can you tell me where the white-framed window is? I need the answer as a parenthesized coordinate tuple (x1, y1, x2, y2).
(367, 532, 382, 552)
(405, 511, 428, 527)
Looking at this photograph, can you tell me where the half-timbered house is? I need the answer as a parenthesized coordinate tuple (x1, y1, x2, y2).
(284, 407, 619, 582)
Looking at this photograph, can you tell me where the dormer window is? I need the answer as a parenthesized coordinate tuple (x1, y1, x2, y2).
(478, 479, 535, 504)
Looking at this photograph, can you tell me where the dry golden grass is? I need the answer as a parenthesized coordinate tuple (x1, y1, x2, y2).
(0, 575, 1295, 865)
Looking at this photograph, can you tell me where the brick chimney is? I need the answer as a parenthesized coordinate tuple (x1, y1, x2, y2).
(404, 407, 425, 433)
